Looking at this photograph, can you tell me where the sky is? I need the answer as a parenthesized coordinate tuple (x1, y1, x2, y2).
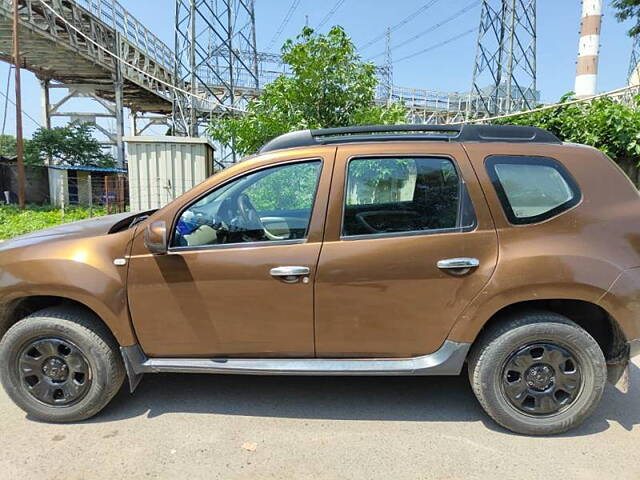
(0, 0, 635, 140)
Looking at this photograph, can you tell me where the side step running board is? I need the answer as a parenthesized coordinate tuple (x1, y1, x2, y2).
(120, 341, 471, 392)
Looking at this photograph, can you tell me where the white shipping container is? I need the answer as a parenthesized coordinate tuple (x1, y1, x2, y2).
(125, 136, 216, 211)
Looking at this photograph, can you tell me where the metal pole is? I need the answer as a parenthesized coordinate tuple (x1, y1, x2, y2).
(531, 0, 537, 106)
(249, 0, 259, 89)
(505, 0, 516, 113)
(494, 1, 507, 115)
(189, 0, 198, 137)
(114, 35, 125, 169)
(12, 0, 25, 209)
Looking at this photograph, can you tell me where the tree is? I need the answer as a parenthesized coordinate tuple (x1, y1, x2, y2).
(26, 123, 116, 168)
(612, 0, 640, 37)
(0, 134, 17, 158)
(0, 134, 34, 162)
(207, 26, 406, 156)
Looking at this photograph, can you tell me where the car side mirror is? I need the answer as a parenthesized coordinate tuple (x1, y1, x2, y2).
(144, 221, 168, 255)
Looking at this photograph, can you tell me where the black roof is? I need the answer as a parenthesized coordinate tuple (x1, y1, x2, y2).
(258, 124, 561, 154)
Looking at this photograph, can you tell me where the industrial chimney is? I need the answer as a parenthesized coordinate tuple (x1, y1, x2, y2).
(574, 0, 603, 98)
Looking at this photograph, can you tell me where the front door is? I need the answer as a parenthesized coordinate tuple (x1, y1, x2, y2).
(127, 155, 332, 358)
(315, 143, 498, 357)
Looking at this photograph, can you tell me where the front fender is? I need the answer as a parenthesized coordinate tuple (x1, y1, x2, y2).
(0, 229, 137, 346)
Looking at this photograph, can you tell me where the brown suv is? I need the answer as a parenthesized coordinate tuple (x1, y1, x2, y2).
(1, 124, 639, 435)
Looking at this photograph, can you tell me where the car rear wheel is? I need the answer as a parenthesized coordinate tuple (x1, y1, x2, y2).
(468, 311, 607, 435)
(0, 306, 125, 422)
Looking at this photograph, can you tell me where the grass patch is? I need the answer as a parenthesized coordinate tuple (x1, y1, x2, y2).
(0, 204, 107, 240)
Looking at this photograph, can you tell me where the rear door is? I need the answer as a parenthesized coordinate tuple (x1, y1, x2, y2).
(314, 142, 498, 357)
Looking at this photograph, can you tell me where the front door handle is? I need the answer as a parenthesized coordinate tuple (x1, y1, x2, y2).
(437, 258, 480, 276)
(270, 266, 310, 283)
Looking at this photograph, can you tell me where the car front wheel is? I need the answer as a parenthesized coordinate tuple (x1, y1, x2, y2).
(0, 306, 125, 423)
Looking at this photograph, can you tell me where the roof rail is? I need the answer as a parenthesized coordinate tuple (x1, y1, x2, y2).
(258, 124, 561, 153)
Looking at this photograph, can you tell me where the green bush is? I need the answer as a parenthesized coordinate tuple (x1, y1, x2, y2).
(0, 205, 107, 240)
(494, 94, 640, 164)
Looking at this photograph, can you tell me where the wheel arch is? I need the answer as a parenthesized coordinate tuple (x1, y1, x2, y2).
(469, 299, 627, 365)
(0, 295, 129, 347)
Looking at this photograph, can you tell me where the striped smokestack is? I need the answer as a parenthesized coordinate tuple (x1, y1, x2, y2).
(574, 0, 603, 98)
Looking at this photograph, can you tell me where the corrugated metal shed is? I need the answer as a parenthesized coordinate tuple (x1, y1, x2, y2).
(125, 136, 216, 211)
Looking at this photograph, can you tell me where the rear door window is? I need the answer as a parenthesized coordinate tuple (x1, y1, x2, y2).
(342, 156, 476, 237)
(485, 155, 581, 224)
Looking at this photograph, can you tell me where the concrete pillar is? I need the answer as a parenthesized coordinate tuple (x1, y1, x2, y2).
(575, 0, 603, 98)
(40, 78, 51, 130)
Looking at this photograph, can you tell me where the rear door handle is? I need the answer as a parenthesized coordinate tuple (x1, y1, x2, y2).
(270, 266, 310, 283)
(437, 258, 480, 275)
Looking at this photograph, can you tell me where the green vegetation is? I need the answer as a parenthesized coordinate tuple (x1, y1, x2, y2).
(245, 162, 321, 211)
(0, 205, 106, 240)
(0, 134, 32, 159)
(208, 26, 406, 156)
(26, 123, 115, 167)
(494, 94, 640, 165)
(0, 124, 115, 167)
(612, 0, 640, 37)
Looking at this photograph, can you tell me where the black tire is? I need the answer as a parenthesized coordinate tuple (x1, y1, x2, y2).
(0, 306, 125, 422)
(468, 310, 606, 435)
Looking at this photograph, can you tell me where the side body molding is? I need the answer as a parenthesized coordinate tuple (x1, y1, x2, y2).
(120, 340, 471, 392)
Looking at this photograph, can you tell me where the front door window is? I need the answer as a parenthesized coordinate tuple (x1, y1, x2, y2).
(173, 160, 322, 248)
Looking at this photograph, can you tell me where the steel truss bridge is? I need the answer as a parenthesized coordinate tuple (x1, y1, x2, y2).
(0, 0, 535, 167)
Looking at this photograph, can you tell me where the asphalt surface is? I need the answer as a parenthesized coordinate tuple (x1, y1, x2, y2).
(2, 359, 640, 480)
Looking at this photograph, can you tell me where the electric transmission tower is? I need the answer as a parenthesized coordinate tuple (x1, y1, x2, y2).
(174, 0, 259, 145)
(468, 0, 537, 118)
(380, 27, 393, 101)
(629, 33, 640, 86)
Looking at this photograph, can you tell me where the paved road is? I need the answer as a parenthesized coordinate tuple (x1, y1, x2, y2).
(2, 359, 640, 480)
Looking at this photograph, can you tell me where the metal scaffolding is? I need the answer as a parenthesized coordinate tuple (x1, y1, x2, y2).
(468, 0, 537, 118)
(173, 0, 259, 141)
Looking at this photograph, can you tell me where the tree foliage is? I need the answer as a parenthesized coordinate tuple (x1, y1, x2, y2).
(0, 134, 35, 161)
(494, 94, 640, 163)
(207, 26, 406, 156)
(612, 0, 640, 37)
(26, 123, 116, 168)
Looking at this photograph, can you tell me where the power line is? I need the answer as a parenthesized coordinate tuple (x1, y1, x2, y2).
(267, 0, 302, 51)
(1, 65, 13, 136)
(368, 1, 480, 61)
(316, 0, 347, 30)
(359, 0, 442, 51)
(393, 28, 476, 64)
(0, 88, 42, 128)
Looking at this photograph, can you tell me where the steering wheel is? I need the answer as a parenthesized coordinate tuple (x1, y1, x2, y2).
(236, 194, 288, 241)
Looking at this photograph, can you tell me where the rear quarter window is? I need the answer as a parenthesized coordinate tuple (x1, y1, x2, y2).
(485, 155, 581, 225)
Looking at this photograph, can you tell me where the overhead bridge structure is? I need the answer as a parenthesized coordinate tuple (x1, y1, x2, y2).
(0, 0, 177, 165)
(0, 0, 538, 166)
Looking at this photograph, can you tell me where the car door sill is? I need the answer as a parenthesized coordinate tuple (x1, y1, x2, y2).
(120, 341, 471, 392)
